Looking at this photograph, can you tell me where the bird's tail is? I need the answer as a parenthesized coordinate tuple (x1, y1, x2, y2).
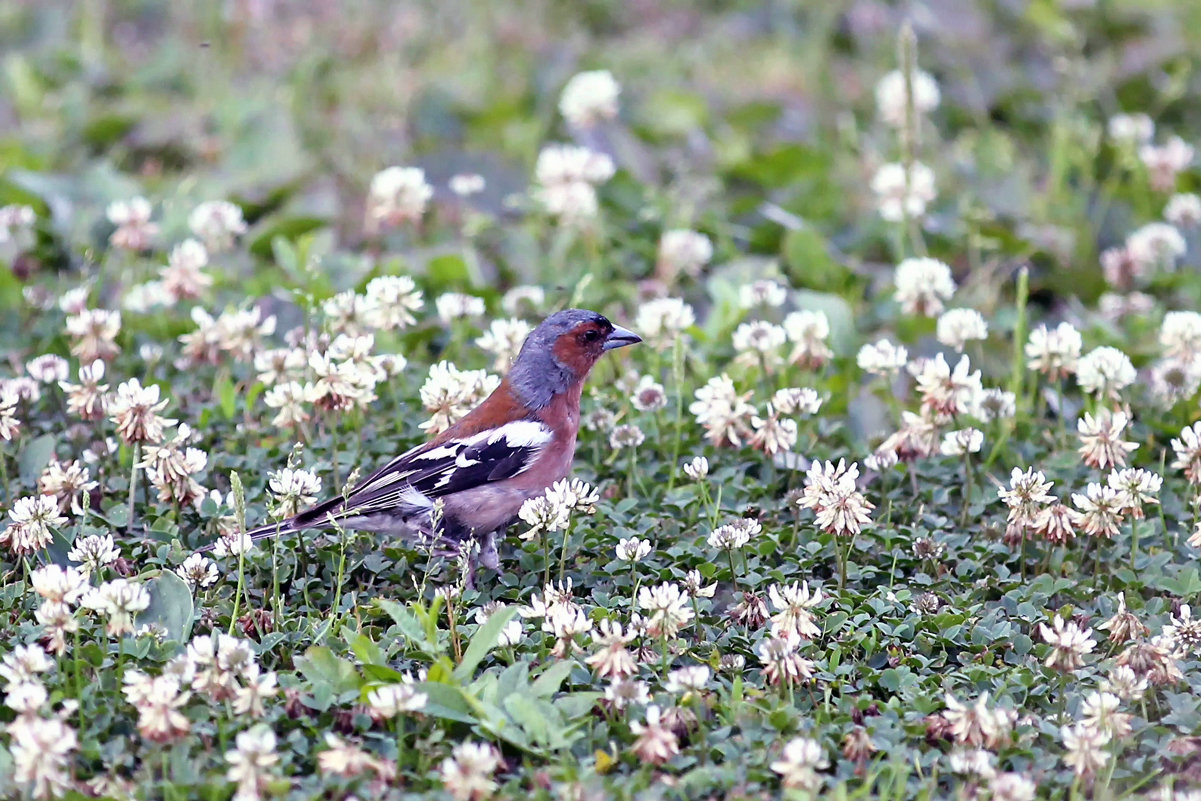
(196, 495, 347, 552)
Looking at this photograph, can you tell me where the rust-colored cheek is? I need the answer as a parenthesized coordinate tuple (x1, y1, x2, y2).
(552, 338, 597, 377)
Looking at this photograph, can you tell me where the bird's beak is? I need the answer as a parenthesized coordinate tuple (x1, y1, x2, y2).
(603, 325, 642, 351)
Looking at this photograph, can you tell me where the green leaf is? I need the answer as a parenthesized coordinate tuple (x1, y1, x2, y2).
(529, 659, 575, 698)
(295, 646, 361, 694)
(377, 599, 441, 657)
(213, 371, 237, 420)
(782, 228, 849, 292)
(503, 694, 552, 745)
(249, 217, 326, 260)
(139, 571, 195, 643)
(413, 682, 479, 725)
(454, 606, 518, 681)
(271, 236, 300, 276)
(362, 664, 408, 683)
(18, 433, 56, 483)
(347, 632, 384, 666)
(425, 254, 470, 291)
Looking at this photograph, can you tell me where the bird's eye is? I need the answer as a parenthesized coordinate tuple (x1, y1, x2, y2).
(582, 329, 601, 343)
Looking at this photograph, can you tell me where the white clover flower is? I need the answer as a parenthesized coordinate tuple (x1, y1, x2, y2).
(0, 204, 36, 252)
(768, 581, 824, 641)
(109, 378, 176, 445)
(740, 279, 788, 309)
(1140, 135, 1194, 192)
(783, 310, 833, 368)
(364, 275, 424, 331)
(366, 679, 428, 717)
(637, 582, 693, 638)
(615, 537, 652, 562)
(188, 201, 247, 252)
(225, 725, 279, 801)
(2, 495, 67, 556)
(545, 478, 599, 516)
(1165, 192, 1201, 227)
(630, 376, 668, 413)
(448, 173, 485, 197)
(750, 405, 799, 456)
(66, 307, 121, 363)
(656, 229, 713, 279)
(501, 285, 545, 317)
(1061, 723, 1109, 778)
(634, 297, 696, 348)
(30, 564, 88, 606)
(1107, 467, 1162, 517)
(366, 167, 432, 232)
(1107, 112, 1154, 145)
(212, 532, 254, 558)
(25, 354, 69, 384)
(683, 456, 709, 481)
(268, 467, 321, 519)
(872, 162, 936, 222)
(558, 69, 620, 128)
(435, 292, 486, 323)
(1160, 310, 1201, 361)
(875, 68, 941, 126)
(175, 553, 219, 590)
(107, 196, 157, 251)
(664, 665, 710, 694)
(772, 387, 822, 416)
(473, 604, 523, 648)
(1025, 322, 1082, 379)
(1127, 222, 1186, 271)
(8, 715, 77, 798)
(160, 238, 212, 301)
(476, 318, 533, 372)
(419, 361, 500, 434)
(609, 423, 645, 450)
(913, 353, 983, 421)
(83, 579, 150, 636)
(690, 374, 754, 446)
(940, 428, 984, 456)
(894, 256, 954, 316)
(707, 519, 760, 550)
(1076, 346, 1136, 398)
(857, 339, 909, 376)
(440, 741, 502, 801)
(533, 144, 614, 222)
(517, 496, 570, 540)
(67, 533, 120, 575)
(1038, 616, 1096, 671)
(936, 308, 988, 351)
(542, 604, 593, 657)
(732, 320, 787, 367)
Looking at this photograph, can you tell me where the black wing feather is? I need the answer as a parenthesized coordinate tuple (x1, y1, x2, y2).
(314, 424, 550, 521)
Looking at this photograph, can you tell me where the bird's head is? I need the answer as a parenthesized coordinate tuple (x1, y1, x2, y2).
(508, 308, 641, 408)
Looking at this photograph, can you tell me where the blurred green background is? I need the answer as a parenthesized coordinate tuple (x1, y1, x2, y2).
(1, 0, 1198, 305)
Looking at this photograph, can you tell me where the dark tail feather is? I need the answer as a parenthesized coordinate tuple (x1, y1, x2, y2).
(195, 496, 346, 552)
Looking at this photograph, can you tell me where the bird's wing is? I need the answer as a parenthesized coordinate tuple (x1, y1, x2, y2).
(308, 419, 554, 521)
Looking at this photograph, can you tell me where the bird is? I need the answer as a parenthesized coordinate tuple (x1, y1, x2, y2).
(221, 308, 641, 572)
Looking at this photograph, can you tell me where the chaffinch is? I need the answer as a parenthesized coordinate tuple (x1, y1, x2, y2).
(229, 308, 641, 569)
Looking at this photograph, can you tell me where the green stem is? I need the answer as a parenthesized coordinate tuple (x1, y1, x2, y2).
(330, 522, 347, 626)
(960, 453, 974, 529)
(726, 548, 740, 594)
(127, 441, 141, 532)
(557, 522, 572, 584)
(1130, 515, 1139, 573)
